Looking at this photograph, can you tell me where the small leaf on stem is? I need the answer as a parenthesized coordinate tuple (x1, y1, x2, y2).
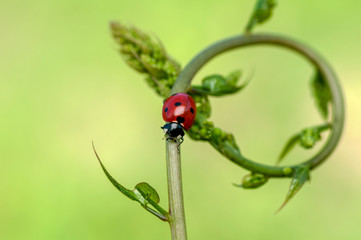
(277, 123, 332, 164)
(311, 69, 332, 120)
(92, 142, 169, 221)
(135, 182, 160, 204)
(93, 142, 138, 201)
(191, 70, 249, 96)
(277, 133, 301, 165)
(276, 166, 310, 212)
(226, 70, 242, 86)
(245, 0, 277, 34)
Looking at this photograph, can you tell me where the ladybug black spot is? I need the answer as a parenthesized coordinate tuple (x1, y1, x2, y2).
(190, 108, 194, 114)
(175, 102, 182, 106)
(177, 116, 185, 123)
(164, 108, 168, 112)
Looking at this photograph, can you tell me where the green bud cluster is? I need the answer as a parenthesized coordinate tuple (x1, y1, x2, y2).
(299, 128, 321, 149)
(110, 22, 181, 98)
(234, 172, 268, 189)
(187, 114, 214, 140)
(185, 70, 246, 150)
(191, 93, 212, 118)
(211, 128, 239, 150)
(187, 112, 239, 152)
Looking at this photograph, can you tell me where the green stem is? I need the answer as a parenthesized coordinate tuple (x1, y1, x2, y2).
(144, 206, 169, 221)
(172, 33, 345, 177)
(166, 140, 187, 239)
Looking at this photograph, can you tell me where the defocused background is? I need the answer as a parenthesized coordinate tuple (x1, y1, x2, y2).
(1, 0, 360, 239)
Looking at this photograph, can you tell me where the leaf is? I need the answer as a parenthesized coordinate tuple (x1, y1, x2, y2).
(311, 69, 332, 120)
(277, 123, 332, 164)
(191, 70, 249, 96)
(135, 182, 160, 205)
(225, 70, 242, 86)
(92, 142, 138, 202)
(233, 172, 268, 189)
(92, 142, 169, 221)
(245, 0, 277, 33)
(276, 166, 310, 212)
(276, 133, 301, 165)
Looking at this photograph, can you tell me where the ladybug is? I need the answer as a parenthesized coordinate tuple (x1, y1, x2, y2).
(161, 93, 197, 141)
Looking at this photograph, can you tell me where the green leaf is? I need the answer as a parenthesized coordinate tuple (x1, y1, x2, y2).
(276, 166, 310, 212)
(135, 182, 160, 205)
(225, 70, 242, 86)
(277, 123, 332, 164)
(92, 142, 138, 202)
(191, 70, 249, 96)
(245, 0, 277, 33)
(276, 133, 301, 165)
(233, 172, 268, 189)
(311, 69, 332, 120)
(92, 143, 169, 221)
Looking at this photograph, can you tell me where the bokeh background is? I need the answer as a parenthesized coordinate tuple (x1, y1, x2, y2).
(1, 0, 360, 239)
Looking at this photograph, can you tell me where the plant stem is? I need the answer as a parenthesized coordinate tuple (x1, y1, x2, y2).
(166, 140, 187, 240)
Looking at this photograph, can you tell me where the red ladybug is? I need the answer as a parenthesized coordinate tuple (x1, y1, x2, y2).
(161, 93, 197, 141)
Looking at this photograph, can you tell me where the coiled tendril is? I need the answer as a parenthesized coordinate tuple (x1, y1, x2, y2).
(171, 33, 345, 177)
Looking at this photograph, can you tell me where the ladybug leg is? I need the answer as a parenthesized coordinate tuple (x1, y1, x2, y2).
(176, 136, 184, 151)
(164, 135, 178, 143)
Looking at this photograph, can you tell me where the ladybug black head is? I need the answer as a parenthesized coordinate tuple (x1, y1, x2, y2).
(161, 122, 185, 141)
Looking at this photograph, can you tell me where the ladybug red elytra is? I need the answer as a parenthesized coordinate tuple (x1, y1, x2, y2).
(161, 93, 197, 141)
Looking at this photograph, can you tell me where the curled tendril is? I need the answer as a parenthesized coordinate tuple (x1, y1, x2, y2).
(171, 33, 345, 177)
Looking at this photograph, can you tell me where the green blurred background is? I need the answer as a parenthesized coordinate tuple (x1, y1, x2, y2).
(1, 0, 360, 239)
